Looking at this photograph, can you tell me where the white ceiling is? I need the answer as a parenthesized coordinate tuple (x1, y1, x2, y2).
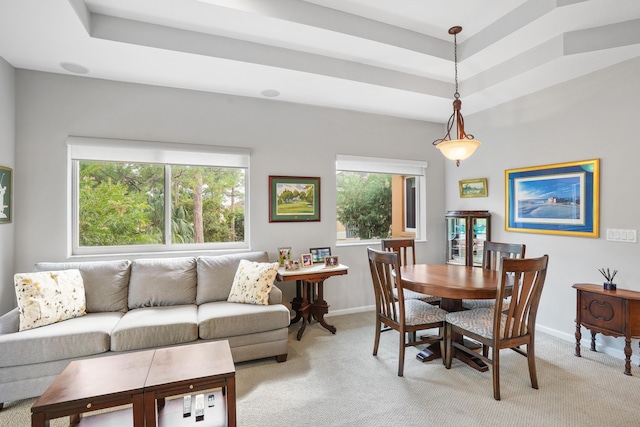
(1, 0, 640, 123)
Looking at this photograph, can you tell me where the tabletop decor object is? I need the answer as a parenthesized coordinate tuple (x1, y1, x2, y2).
(599, 267, 618, 291)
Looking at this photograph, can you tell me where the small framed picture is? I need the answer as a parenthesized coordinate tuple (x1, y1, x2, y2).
(277, 247, 291, 266)
(310, 247, 331, 263)
(0, 166, 12, 224)
(284, 259, 300, 270)
(459, 178, 488, 198)
(324, 256, 339, 268)
(301, 253, 313, 268)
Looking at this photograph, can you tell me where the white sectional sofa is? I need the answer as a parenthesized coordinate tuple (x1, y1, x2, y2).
(0, 251, 290, 408)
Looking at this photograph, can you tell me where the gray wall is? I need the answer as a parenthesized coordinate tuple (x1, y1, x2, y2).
(6, 56, 640, 363)
(445, 56, 640, 361)
(11, 70, 446, 317)
(0, 58, 15, 315)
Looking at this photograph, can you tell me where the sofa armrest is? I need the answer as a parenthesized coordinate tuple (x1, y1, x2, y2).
(269, 285, 283, 305)
(0, 307, 19, 334)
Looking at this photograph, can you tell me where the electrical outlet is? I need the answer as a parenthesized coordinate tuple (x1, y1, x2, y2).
(606, 229, 637, 243)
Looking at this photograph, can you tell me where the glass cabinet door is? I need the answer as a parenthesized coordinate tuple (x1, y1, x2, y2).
(446, 217, 466, 265)
(446, 211, 491, 266)
(472, 217, 488, 267)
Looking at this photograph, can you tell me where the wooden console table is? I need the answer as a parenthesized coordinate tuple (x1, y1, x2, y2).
(573, 283, 640, 375)
(277, 264, 348, 340)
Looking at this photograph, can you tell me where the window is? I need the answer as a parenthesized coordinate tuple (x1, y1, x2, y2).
(68, 137, 249, 255)
(336, 155, 427, 243)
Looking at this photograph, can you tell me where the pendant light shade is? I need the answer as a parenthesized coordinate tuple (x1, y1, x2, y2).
(433, 26, 481, 167)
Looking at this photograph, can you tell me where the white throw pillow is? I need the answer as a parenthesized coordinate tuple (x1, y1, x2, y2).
(14, 269, 87, 331)
(227, 260, 279, 305)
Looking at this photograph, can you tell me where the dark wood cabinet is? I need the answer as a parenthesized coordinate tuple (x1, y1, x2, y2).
(445, 210, 490, 267)
(573, 283, 640, 375)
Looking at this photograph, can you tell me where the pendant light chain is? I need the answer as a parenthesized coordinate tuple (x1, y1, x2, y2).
(454, 31, 460, 100)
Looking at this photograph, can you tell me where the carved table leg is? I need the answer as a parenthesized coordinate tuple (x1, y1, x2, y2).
(624, 337, 632, 376)
(574, 322, 582, 357)
(295, 281, 311, 340)
(289, 280, 304, 326)
(590, 331, 597, 352)
(310, 280, 336, 334)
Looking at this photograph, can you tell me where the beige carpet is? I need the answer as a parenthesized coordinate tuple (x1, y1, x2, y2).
(2, 311, 640, 426)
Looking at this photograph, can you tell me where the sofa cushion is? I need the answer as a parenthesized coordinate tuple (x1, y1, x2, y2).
(196, 252, 269, 305)
(227, 260, 279, 305)
(35, 260, 131, 313)
(0, 312, 121, 367)
(14, 270, 86, 331)
(110, 305, 198, 352)
(128, 257, 197, 309)
(198, 301, 290, 339)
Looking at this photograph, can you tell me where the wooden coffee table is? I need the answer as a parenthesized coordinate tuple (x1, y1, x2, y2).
(144, 341, 236, 427)
(31, 350, 154, 427)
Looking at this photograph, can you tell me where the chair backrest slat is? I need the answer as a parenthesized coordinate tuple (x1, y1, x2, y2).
(381, 239, 416, 267)
(496, 256, 549, 340)
(368, 247, 404, 324)
(483, 241, 526, 271)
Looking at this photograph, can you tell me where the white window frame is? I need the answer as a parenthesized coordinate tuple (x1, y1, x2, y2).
(335, 154, 427, 243)
(67, 136, 250, 256)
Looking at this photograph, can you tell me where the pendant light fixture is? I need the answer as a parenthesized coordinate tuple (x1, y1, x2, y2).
(433, 26, 481, 167)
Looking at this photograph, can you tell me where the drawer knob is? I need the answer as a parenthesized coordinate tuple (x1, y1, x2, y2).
(189, 385, 194, 389)
(86, 403, 92, 409)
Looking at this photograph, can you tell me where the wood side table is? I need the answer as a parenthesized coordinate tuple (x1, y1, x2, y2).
(277, 264, 348, 340)
(573, 283, 640, 375)
(31, 350, 154, 427)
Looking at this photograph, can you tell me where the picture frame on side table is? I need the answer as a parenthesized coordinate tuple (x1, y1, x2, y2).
(277, 247, 291, 266)
(0, 166, 12, 224)
(505, 159, 599, 237)
(324, 256, 339, 268)
(459, 178, 488, 198)
(301, 253, 313, 268)
(310, 247, 331, 263)
(269, 176, 321, 222)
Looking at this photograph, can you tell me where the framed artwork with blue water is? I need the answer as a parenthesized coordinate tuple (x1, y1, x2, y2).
(505, 159, 599, 237)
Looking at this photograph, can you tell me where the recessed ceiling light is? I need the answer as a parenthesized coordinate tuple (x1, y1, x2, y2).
(59, 62, 89, 74)
(261, 89, 280, 98)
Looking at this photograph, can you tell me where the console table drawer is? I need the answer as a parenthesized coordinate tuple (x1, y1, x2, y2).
(580, 292, 624, 332)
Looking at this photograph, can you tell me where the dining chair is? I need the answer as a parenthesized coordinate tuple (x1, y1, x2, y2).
(380, 238, 439, 304)
(462, 241, 526, 310)
(367, 247, 447, 376)
(444, 255, 549, 400)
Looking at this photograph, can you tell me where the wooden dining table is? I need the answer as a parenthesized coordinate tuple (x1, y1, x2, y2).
(399, 264, 511, 372)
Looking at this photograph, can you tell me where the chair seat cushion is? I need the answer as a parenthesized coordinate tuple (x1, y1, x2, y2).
(0, 312, 121, 367)
(462, 298, 511, 310)
(445, 308, 509, 339)
(393, 288, 441, 304)
(403, 299, 447, 325)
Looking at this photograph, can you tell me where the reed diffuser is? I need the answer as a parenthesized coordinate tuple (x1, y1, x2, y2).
(598, 268, 618, 291)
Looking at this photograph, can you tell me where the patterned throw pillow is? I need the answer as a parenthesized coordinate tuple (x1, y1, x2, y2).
(14, 269, 87, 331)
(227, 260, 279, 305)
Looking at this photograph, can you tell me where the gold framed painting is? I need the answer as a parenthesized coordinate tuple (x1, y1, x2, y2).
(459, 178, 488, 198)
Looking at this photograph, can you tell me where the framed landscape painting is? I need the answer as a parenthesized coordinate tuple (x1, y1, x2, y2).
(459, 178, 487, 198)
(0, 166, 11, 224)
(269, 176, 321, 222)
(505, 159, 599, 237)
